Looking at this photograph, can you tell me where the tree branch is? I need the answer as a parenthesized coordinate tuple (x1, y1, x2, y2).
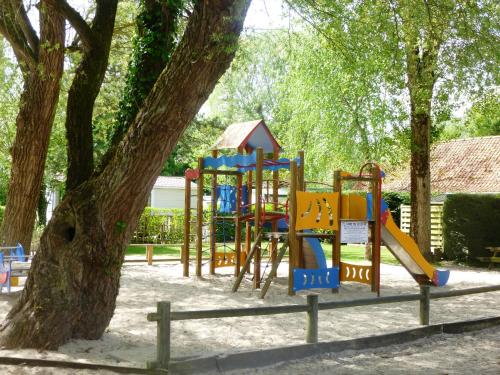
(0, 2, 37, 69)
(53, 0, 94, 50)
(9, 0, 39, 56)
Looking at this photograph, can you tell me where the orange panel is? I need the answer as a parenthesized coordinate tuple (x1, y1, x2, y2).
(340, 262, 372, 285)
(214, 252, 246, 268)
(296, 191, 339, 230)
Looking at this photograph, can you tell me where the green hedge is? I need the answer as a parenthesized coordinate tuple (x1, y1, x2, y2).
(0, 205, 4, 226)
(132, 207, 186, 244)
(443, 194, 500, 263)
(382, 192, 410, 227)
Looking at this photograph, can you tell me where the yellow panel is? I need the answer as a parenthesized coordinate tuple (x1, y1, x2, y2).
(341, 194, 367, 220)
(296, 191, 339, 230)
(348, 194, 367, 220)
(340, 262, 372, 285)
(10, 276, 21, 286)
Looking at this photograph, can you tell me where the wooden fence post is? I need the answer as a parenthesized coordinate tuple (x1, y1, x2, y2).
(146, 244, 153, 266)
(420, 285, 430, 325)
(147, 301, 171, 370)
(306, 294, 319, 343)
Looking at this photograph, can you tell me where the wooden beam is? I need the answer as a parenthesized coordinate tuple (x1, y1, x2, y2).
(254, 147, 264, 289)
(332, 170, 342, 293)
(288, 160, 298, 296)
(183, 173, 191, 277)
(209, 150, 218, 275)
(196, 157, 204, 277)
(235, 171, 243, 276)
(371, 165, 381, 295)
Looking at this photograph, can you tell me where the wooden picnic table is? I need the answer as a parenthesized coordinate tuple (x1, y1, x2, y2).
(477, 247, 500, 269)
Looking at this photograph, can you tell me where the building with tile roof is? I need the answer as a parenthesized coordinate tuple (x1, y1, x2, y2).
(385, 136, 500, 194)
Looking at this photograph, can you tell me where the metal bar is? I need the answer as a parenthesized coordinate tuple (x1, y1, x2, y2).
(296, 233, 336, 239)
(340, 176, 375, 182)
(306, 295, 319, 343)
(200, 169, 242, 176)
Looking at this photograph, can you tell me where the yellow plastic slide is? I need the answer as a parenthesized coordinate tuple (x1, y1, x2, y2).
(342, 194, 449, 286)
(383, 210, 449, 286)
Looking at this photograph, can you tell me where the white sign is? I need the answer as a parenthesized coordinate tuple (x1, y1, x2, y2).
(341, 221, 369, 244)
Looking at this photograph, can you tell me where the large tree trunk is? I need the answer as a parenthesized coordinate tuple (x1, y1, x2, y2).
(406, 44, 437, 261)
(0, 1, 65, 251)
(0, 0, 251, 350)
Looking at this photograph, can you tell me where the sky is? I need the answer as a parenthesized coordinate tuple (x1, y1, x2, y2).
(243, 0, 289, 31)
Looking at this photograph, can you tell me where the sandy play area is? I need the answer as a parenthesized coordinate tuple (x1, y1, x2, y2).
(0, 258, 499, 374)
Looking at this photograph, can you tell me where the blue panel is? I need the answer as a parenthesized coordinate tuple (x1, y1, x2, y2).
(303, 231, 327, 269)
(293, 267, 339, 291)
(12, 243, 24, 261)
(366, 193, 389, 221)
(277, 218, 288, 231)
(216, 185, 249, 214)
(204, 151, 302, 172)
(204, 152, 257, 169)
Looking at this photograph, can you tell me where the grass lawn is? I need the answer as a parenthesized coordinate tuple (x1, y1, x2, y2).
(126, 243, 400, 265)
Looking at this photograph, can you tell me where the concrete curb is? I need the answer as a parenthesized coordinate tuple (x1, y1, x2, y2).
(169, 316, 500, 374)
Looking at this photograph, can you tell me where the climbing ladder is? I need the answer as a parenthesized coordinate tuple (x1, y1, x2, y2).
(260, 240, 289, 298)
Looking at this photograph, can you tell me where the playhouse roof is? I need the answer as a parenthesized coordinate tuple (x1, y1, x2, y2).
(153, 176, 197, 190)
(212, 119, 281, 154)
(384, 136, 500, 193)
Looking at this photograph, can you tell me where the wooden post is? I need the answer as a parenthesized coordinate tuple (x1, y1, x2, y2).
(146, 244, 153, 266)
(420, 285, 430, 325)
(306, 294, 319, 343)
(245, 169, 252, 266)
(235, 172, 243, 276)
(332, 170, 342, 294)
(288, 160, 298, 296)
(271, 150, 279, 265)
(254, 147, 263, 289)
(147, 301, 171, 370)
(298, 151, 305, 268)
(210, 150, 218, 275)
(371, 165, 381, 295)
(183, 173, 191, 277)
(196, 157, 204, 277)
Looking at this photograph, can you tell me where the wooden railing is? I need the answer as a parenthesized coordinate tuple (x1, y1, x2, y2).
(146, 284, 500, 370)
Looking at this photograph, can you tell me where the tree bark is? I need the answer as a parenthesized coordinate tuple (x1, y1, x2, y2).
(0, 0, 251, 350)
(65, 0, 118, 190)
(0, 0, 65, 251)
(406, 44, 437, 261)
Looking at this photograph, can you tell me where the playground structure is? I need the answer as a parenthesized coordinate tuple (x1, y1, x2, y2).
(0, 243, 30, 293)
(183, 119, 449, 297)
(183, 120, 300, 290)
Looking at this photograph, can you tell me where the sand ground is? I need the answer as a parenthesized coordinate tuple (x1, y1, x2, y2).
(1, 258, 499, 374)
